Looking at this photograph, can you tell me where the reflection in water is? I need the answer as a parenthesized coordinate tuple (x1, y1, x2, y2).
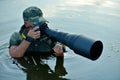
(12, 55, 69, 80)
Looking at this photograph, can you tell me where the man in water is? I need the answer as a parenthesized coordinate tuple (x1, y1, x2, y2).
(9, 6, 67, 76)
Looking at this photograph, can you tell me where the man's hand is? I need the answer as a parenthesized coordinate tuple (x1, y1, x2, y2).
(53, 44, 64, 56)
(27, 27, 41, 39)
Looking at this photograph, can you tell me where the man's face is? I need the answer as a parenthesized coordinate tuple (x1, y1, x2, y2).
(25, 21, 34, 27)
(24, 21, 40, 31)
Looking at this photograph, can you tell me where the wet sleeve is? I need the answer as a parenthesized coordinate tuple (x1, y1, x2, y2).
(9, 32, 22, 48)
(50, 39, 57, 48)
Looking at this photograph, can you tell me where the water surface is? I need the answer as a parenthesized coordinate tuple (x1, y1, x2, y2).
(0, 0, 120, 80)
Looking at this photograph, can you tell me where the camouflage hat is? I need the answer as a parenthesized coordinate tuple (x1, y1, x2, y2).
(23, 6, 47, 24)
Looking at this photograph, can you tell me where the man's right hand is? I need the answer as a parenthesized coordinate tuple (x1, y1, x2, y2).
(27, 27, 41, 39)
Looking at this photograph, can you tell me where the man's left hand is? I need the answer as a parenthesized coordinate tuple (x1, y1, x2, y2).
(53, 44, 64, 56)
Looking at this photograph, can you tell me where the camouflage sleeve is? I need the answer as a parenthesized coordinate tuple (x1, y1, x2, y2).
(9, 32, 22, 48)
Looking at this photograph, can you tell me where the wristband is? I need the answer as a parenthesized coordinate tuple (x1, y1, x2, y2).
(25, 36, 34, 43)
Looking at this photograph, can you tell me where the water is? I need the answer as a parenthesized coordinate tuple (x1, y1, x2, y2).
(0, 0, 120, 80)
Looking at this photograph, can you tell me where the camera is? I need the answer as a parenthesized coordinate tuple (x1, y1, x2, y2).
(33, 22, 48, 32)
(32, 22, 48, 39)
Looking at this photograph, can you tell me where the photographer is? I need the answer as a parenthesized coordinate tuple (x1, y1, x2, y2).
(9, 6, 65, 57)
(9, 6, 67, 76)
